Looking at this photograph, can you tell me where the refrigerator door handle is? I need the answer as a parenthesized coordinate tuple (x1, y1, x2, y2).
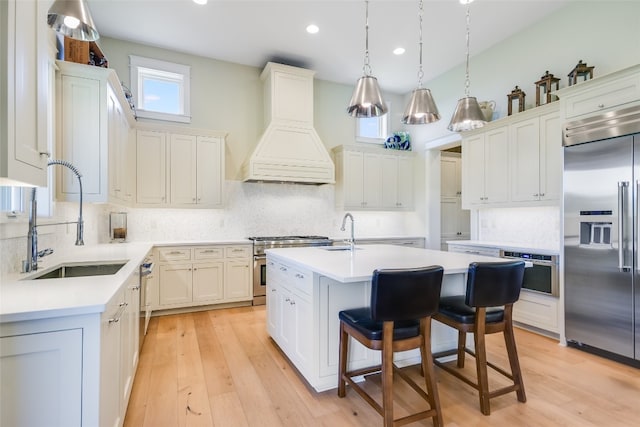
(637, 180, 640, 271)
(619, 181, 630, 271)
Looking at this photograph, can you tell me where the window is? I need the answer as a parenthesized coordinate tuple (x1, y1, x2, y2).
(355, 103, 391, 143)
(129, 55, 191, 123)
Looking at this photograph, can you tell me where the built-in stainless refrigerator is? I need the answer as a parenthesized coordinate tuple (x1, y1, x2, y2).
(564, 105, 640, 364)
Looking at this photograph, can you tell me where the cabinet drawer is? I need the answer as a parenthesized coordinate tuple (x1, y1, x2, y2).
(289, 267, 313, 296)
(158, 247, 192, 261)
(194, 247, 224, 260)
(564, 73, 640, 119)
(225, 246, 251, 258)
(513, 291, 558, 333)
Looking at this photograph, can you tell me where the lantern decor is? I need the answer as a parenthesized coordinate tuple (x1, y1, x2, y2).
(507, 86, 526, 116)
(534, 71, 561, 107)
(568, 60, 595, 86)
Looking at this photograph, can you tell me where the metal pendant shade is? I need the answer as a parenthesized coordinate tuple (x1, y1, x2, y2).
(402, 88, 440, 124)
(402, 0, 439, 125)
(448, 0, 486, 132)
(348, 75, 388, 117)
(47, 0, 99, 41)
(448, 96, 486, 132)
(347, 0, 388, 118)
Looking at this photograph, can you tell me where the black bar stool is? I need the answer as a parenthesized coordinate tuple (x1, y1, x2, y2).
(433, 260, 526, 415)
(338, 266, 444, 427)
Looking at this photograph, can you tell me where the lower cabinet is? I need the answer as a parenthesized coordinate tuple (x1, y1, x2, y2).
(154, 244, 252, 310)
(0, 270, 140, 427)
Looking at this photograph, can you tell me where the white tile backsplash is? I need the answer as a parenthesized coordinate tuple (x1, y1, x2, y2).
(478, 206, 560, 249)
(1, 181, 425, 274)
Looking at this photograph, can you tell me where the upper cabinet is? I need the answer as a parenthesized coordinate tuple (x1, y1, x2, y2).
(0, 0, 54, 186)
(136, 125, 226, 209)
(333, 145, 414, 211)
(55, 61, 136, 204)
(461, 102, 560, 209)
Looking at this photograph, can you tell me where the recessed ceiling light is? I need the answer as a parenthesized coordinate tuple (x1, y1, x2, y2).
(393, 47, 405, 55)
(459, 0, 475, 4)
(193, 0, 207, 5)
(306, 24, 319, 34)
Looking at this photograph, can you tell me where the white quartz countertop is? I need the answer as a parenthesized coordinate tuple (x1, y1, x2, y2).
(1, 243, 153, 323)
(446, 240, 560, 256)
(266, 244, 510, 283)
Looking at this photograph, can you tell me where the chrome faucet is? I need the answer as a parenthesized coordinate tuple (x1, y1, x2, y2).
(340, 213, 355, 250)
(24, 160, 84, 273)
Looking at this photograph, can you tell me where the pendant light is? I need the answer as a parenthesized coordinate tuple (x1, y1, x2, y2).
(47, 0, 99, 42)
(448, 0, 486, 132)
(347, 0, 388, 118)
(402, 0, 440, 125)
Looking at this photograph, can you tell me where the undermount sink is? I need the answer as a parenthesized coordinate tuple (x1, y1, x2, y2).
(322, 246, 362, 251)
(26, 261, 127, 280)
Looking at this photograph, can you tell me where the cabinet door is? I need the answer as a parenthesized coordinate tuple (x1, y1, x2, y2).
(192, 262, 224, 302)
(224, 260, 251, 301)
(484, 126, 509, 204)
(169, 134, 197, 205)
(136, 130, 166, 205)
(279, 285, 295, 352)
(462, 134, 486, 207)
(396, 155, 414, 209)
(101, 291, 123, 427)
(343, 151, 365, 207)
(441, 155, 461, 198)
(510, 117, 541, 202)
(293, 291, 313, 371)
(362, 153, 381, 208)
(540, 111, 562, 201)
(380, 155, 398, 209)
(1, 0, 48, 186)
(440, 198, 460, 239)
(121, 278, 140, 411)
(1, 329, 83, 427)
(59, 74, 104, 201)
(196, 136, 223, 206)
(266, 281, 279, 337)
(158, 264, 193, 306)
(108, 86, 123, 201)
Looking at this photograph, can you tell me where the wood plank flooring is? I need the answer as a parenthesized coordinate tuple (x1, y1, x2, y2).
(125, 306, 640, 427)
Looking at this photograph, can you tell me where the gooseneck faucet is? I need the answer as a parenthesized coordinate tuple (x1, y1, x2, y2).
(340, 212, 355, 250)
(24, 160, 84, 273)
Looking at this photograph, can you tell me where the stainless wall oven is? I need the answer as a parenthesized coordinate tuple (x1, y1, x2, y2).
(249, 236, 331, 305)
(500, 250, 559, 296)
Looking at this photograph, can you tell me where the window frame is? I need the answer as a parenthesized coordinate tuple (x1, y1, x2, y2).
(355, 103, 391, 144)
(129, 55, 191, 123)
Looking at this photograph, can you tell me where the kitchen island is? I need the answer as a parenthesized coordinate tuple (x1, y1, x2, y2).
(265, 244, 507, 392)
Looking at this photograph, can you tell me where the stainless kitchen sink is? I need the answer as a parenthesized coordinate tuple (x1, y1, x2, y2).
(322, 246, 362, 251)
(26, 261, 127, 280)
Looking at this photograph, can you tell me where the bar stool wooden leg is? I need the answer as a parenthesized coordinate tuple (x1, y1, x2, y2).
(338, 322, 348, 398)
(382, 322, 394, 427)
(474, 309, 491, 415)
(504, 310, 526, 403)
(421, 319, 444, 427)
(457, 330, 466, 368)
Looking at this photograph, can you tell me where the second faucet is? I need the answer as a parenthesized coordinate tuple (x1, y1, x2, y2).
(340, 213, 355, 250)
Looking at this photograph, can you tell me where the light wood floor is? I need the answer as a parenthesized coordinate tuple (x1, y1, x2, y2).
(125, 306, 640, 427)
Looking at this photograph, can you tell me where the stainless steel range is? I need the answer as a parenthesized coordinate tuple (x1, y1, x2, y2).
(249, 236, 331, 305)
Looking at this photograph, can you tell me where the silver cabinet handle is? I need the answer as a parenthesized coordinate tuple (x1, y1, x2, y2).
(618, 181, 630, 271)
(108, 302, 128, 324)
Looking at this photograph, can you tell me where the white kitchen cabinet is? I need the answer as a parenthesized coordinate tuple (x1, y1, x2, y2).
(334, 145, 414, 211)
(509, 110, 561, 203)
(136, 130, 167, 205)
(441, 153, 462, 198)
(513, 291, 559, 334)
(0, 0, 52, 187)
(56, 60, 135, 204)
(462, 125, 510, 208)
(0, 328, 83, 427)
(121, 274, 140, 411)
(100, 287, 124, 427)
(137, 125, 226, 208)
(108, 87, 136, 204)
(154, 244, 252, 310)
(441, 153, 469, 249)
(169, 134, 224, 207)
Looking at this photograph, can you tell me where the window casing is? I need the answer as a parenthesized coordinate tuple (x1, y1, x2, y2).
(355, 103, 391, 143)
(129, 55, 191, 123)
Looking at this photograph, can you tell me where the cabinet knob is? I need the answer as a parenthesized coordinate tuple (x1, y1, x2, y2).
(290, 300, 296, 306)
(598, 103, 605, 108)
(540, 192, 545, 197)
(533, 193, 539, 197)
(285, 298, 291, 302)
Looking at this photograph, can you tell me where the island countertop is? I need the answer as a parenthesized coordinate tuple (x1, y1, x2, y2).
(265, 244, 508, 283)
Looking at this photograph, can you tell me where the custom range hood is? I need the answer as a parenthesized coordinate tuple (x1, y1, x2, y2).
(241, 62, 335, 184)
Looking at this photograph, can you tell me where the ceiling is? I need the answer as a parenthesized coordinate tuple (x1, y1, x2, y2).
(87, 0, 570, 94)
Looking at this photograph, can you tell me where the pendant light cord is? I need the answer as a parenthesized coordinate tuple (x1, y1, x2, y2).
(464, 1, 471, 97)
(417, 0, 424, 88)
(363, 0, 372, 76)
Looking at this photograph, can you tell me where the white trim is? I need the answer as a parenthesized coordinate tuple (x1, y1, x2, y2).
(129, 55, 191, 123)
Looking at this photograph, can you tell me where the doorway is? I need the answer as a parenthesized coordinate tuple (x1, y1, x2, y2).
(440, 146, 470, 250)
